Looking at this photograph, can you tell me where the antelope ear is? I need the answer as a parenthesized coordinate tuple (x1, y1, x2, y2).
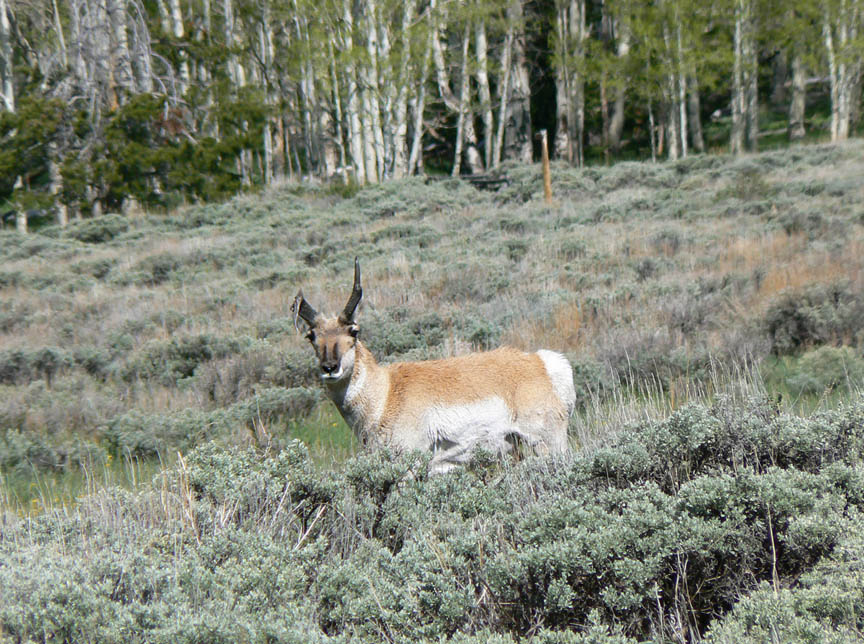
(292, 290, 320, 331)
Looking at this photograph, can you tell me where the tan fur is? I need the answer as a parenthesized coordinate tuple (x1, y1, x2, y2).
(380, 347, 566, 431)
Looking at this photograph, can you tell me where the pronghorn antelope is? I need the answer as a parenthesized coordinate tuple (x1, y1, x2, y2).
(292, 259, 576, 473)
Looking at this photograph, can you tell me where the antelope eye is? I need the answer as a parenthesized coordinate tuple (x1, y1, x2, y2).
(306, 330, 316, 342)
(348, 325, 359, 338)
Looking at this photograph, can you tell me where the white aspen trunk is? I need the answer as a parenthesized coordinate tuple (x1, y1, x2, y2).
(51, 0, 68, 69)
(824, 0, 861, 142)
(824, 17, 840, 140)
(341, 1, 365, 183)
(430, 1, 479, 173)
(662, 22, 679, 160)
(460, 25, 482, 174)
(259, 20, 273, 185)
(408, 2, 434, 175)
(493, 23, 513, 167)
(431, 2, 458, 111)
(688, 80, 705, 152)
(68, 0, 87, 91)
(365, 0, 385, 181)
(452, 23, 471, 176)
(789, 52, 806, 140)
(48, 142, 68, 227)
(0, 0, 13, 112)
(770, 49, 787, 106)
(746, 45, 759, 151)
(300, 59, 316, 172)
(329, 40, 347, 181)
(109, 0, 134, 98)
(676, 21, 688, 158)
(223, 0, 239, 86)
(390, 0, 415, 179)
(554, 6, 571, 161)
(361, 84, 378, 183)
(128, 0, 154, 93)
(648, 98, 657, 162)
(377, 3, 393, 178)
(155, 0, 171, 33)
(168, 0, 189, 90)
(476, 19, 494, 170)
(87, 0, 116, 109)
(570, 0, 586, 167)
(731, 0, 746, 155)
(504, 0, 532, 163)
(608, 17, 630, 152)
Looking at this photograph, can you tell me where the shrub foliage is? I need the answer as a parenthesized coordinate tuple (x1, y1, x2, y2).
(3, 396, 864, 642)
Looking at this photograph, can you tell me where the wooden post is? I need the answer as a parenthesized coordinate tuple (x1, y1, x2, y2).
(540, 129, 553, 204)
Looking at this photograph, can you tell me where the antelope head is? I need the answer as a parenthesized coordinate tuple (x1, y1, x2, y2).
(292, 258, 363, 384)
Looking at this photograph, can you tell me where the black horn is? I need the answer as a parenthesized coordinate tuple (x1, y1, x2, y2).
(339, 257, 363, 324)
(292, 290, 320, 331)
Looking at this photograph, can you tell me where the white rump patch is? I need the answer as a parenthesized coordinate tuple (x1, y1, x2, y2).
(536, 350, 576, 416)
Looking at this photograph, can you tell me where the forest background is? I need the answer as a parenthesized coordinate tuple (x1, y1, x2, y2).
(1, 0, 863, 230)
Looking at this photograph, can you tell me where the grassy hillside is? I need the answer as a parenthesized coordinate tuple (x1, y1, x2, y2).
(1, 141, 864, 641)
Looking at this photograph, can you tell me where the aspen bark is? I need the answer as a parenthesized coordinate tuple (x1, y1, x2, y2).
(168, 0, 189, 90)
(662, 22, 679, 160)
(51, 0, 67, 70)
(770, 50, 787, 106)
(258, 16, 274, 184)
(365, 0, 385, 181)
(343, 0, 366, 184)
(824, 17, 841, 140)
(49, 142, 68, 227)
(746, 47, 759, 151)
(730, 0, 746, 154)
(570, 0, 586, 166)
(223, 0, 244, 87)
(504, 0, 532, 163)
(390, 0, 415, 179)
(493, 22, 513, 167)
(329, 39, 347, 180)
(475, 19, 494, 170)
(108, 0, 134, 101)
(676, 21, 688, 158)
(688, 81, 705, 153)
(0, 0, 13, 112)
(608, 18, 630, 152)
(648, 98, 657, 162)
(452, 24, 471, 177)
(360, 84, 379, 183)
(553, 5, 571, 161)
(823, 0, 860, 142)
(788, 52, 806, 140)
(408, 2, 434, 175)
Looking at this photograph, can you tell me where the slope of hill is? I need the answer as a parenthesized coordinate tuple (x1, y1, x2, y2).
(1, 141, 864, 641)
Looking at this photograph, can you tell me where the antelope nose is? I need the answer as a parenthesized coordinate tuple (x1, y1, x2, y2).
(322, 361, 338, 374)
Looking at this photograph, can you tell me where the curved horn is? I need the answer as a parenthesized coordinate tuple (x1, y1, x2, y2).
(339, 257, 363, 324)
(292, 290, 320, 331)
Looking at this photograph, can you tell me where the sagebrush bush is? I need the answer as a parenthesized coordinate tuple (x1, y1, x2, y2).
(6, 397, 864, 642)
(121, 334, 255, 385)
(763, 282, 864, 354)
(64, 213, 130, 243)
(102, 386, 320, 456)
(785, 346, 864, 396)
